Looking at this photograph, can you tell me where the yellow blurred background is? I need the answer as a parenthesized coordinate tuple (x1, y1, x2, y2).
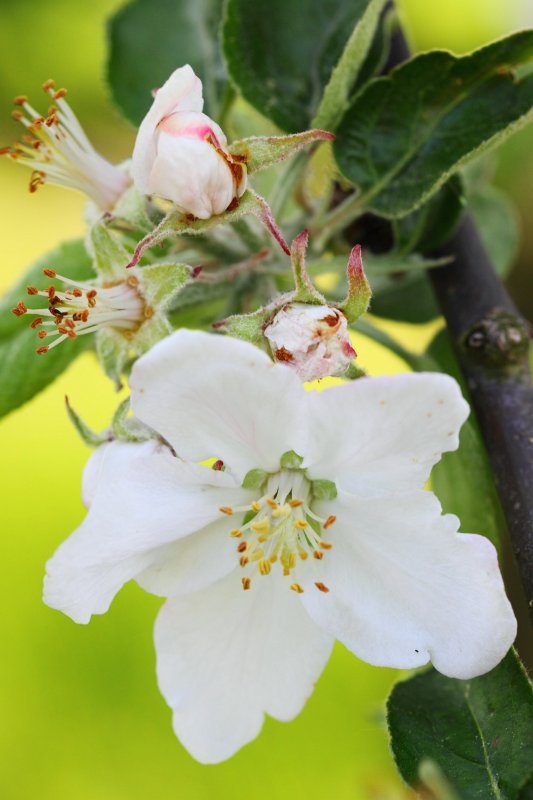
(0, 2, 532, 798)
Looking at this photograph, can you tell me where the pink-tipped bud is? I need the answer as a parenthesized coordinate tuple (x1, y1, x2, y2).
(131, 65, 247, 219)
(264, 303, 356, 382)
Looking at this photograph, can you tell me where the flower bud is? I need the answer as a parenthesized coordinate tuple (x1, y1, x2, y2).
(264, 303, 356, 381)
(131, 65, 247, 219)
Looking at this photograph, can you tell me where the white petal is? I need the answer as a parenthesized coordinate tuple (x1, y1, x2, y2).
(130, 330, 307, 480)
(44, 440, 252, 623)
(301, 490, 516, 679)
(81, 441, 109, 508)
(154, 570, 334, 763)
(304, 373, 469, 494)
(136, 517, 239, 596)
(147, 134, 234, 217)
(131, 64, 203, 194)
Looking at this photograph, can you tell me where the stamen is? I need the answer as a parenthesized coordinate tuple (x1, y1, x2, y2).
(230, 529, 242, 538)
(258, 559, 271, 576)
(242, 577, 251, 591)
(315, 582, 330, 593)
(290, 583, 304, 593)
(324, 515, 336, 529)
(219, 506, 233, 515)
(313, 550, 324, 560)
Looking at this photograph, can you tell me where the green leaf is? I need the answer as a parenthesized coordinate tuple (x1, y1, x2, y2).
(427, 329, 505, 550)
(392, 176, 466, 256)
(0, 240, 96, 419)
(107, 0, 225, 125)
(334, 31, 533, 217)
(369, 271, 440, 323)
(468, 185, 520, 278)
(222, 0, 380, 132)
(311, 0, 388, 131)
(387, 649, 533, 800)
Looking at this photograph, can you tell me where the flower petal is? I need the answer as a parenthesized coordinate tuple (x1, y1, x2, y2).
(132, 65, 203, 194)
(147, 134, 234, 217)
(136, 517, 239, 597)
(304, 373, 469, 494)
(44, 440, 252, 623)
(301, 490, 516, 679)
(154, 570, 334, 763)
(130, 330, 307, 480)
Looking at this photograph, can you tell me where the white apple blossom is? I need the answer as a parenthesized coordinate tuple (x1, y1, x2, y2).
(131, 65, 247, 219)
(2, 81, 129, 209)
(264, 302, 356, 380)
(43, 330, 516, 764)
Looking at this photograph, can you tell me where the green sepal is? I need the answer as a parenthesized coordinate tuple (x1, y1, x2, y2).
(112, 182, 154, 232)
(291, 230, 326, 304)
(96, 327, 130, 387)
(86, 221, 131, 281)
(127, 189, 290, 269)
(111, 397, 154, 443)
(311, 479, 338, 500)
(280, 450, 304, 469)
(338, 245, 371, 323)
(137, 261, 191, 308)
(65, 396, 109, 447)
(242, 468, 270, 490)
(229, 130, 335, 175)
(343, 362, 367, 380)
(213, 305, 276, 347)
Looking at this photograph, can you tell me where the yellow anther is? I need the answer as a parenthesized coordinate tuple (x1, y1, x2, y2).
(313, 550, 324, 560)
(290, 583, 304, 594)
(294, 519, 308, 529)
(298, 550, 309, 561)
(230, 529, 243, 538)
(251, 517, 270, 534)
(281, 551, 297, 571)
(258, 536, 267, 543)
(250, 548, 265, 562)
(269, 554, 278, 564)
(251, 500, 262, 513)
(266, 498, 279, 509)
(242, 577, 251, 590)
(219, 506, 233, 515)
(258, 559, 271, 576)
(315, 582, 330, 593)
(323, 515, 336, 529)
(239, 556, 249, 567)
(319, 541, 333, 550)
(288, 498, 303, 508)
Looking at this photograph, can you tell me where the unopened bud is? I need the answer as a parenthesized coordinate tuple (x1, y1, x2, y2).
(264, 303, 356, 381)
(132, 65, 247, 219)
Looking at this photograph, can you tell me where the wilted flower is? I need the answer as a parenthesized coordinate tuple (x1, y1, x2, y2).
(12, 223, 191, 383)
(264, 302, 356, 380)
(132, 65, 247, 218)
(1, 80, 129, 209)
(43, 330, 516, 763)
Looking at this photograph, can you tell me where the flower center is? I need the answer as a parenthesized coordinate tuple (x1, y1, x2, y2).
(219, 467, 336, 594)
(13, 269, 146, 354)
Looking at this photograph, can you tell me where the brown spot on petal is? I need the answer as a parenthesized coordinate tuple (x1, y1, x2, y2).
(275, 346, 294, 362)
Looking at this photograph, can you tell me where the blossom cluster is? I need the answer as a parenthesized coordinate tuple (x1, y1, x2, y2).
(4, 65, 516, 763)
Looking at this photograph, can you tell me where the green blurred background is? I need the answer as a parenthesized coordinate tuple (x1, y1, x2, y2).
(0, 2, 532, 798)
